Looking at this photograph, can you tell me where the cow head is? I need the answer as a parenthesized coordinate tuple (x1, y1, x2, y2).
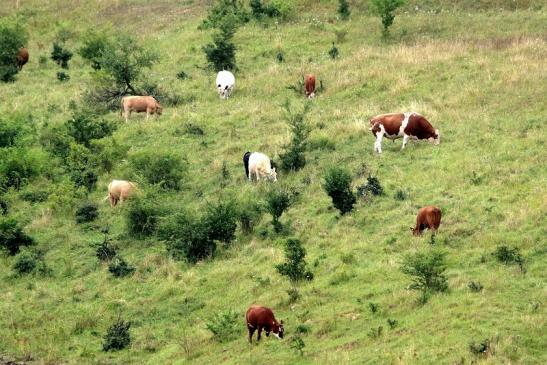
(156, 105, 163, 115)
(217, 84, 231, 99)
(271, 320, 284, 339)
(268, 167, 277, 182)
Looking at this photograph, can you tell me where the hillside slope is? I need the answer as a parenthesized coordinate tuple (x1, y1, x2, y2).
(1, 1, 546, 364)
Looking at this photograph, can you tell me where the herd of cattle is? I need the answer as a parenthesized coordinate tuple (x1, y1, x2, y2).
(16, 48, 442, 343)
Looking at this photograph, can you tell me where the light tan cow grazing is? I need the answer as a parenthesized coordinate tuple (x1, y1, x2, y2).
(121, 96, 162, 122)
(107, 180, 136, 207)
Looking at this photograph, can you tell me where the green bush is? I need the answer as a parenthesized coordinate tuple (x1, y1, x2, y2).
(338, 0, 351, 20)
(237, 197, 263, 234)
(65, 111, 117, 147)
(290, 335, 306, 356)
(40, 124, 74, 159)
(79, 29, 113, 70)
(265, 185, 293, 232)
(203, 200, 237, 244)
(126, 197, 160, 238)
(401, 250, 448, 304)
(91, 137, 130, 173)
(279, 100, 311, 172)
(19, 188, 49, 203)
(95, 234, 118, 261)
(0, 148, 44, 190)
(0, 217, 34, 255)
(64, 143, 99, 191)
(103, 318, 131, 351)
(0, 114, 30, 148)
(0, 196, 8, 215)
(357, 175, 384, 199)
(130, 151, 186, 190)
(51, 42, 73, 69)
(162, 213, 216, 263)
(205, 309, 239, 343)
(468, 281, 484, 292)
(328, 43, 339, 59)
(201, 0, 250, 29)
(251, 0, 293, 20)
(469, 339, 490, 355)
(0, 17, 28, 82)
(203, 21, 237, 71)
(323, 167, 356, 215)
(276, 238, 314, 282)
(108, 256, 135, 278)
(56, 71, 70, 82)
(393, 189, 407, 201)
(75, 202, 99, 224)
(493, 245, 525, 271)
(13, 248, 48, 275)
(369, 0, 406, 37)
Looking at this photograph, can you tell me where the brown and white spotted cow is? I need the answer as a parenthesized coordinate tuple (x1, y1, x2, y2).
(369, 112, 440, 153)
(246, 305, 284, 343)
(412, 205, 442, 235)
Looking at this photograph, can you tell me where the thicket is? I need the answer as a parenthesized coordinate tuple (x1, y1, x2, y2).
(64, 143, 99, 191)
(0, 148, 45, 191)
(205, 310, 239, 343)
(279, 100, 312, 172)
(237, 197, 263, 234)
(75, 202, 99, 224)
(162, 212, 216, 263)
(130, 151, 186, 190)
(95, 234, 118, 262)
(493, 245, 525, 271)
(357, 175, 384, 199)
(369, 0, 406, 37)
(0, 217, 34, 255)
(103, 318, 131, 351)
(126, 197, 160, 238)
(65, 111, 117, 147)
(276, 238, 314, 282)
(250, 0, 293, 19)
(203, 17, 238, 71)
(324, 167, 356, 214)
(0, 17, 28, 82)
(401, 250, 448, 304)
(0, 114, 30, 148)
(79, 29, 112, 70)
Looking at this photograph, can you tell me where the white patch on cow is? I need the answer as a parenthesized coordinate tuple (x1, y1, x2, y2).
(273, 332, 280, 339)
(215, 71, 235, 99)
(374, 125, 385, 153)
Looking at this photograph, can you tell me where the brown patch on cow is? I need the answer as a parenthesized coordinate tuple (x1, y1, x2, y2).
(16, 48, 29, 70)
(412, 205, 441, 235)
(404, 114, 438, 140)
(305, 74, 316, 97)
(370, 113, 404, 136)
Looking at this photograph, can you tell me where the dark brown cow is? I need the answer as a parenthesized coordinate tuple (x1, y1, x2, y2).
(304, 74, 316, 98)
(16, 48, 29, 70)
(246, 305, 284, 343)
(121, 96, 162, 122)
(412, 205, 442, 235)
(369, 112, 440, 153)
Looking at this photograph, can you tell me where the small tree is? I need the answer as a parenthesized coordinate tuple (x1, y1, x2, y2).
(203, 19, 237, 71)
(279, 100, 312, 172)
(205, 310, 239, 343)
(0, 17, 28, 82)
(163, 213, 216, 263)
(129, 150, 186, 190)
(108, 256, 135, 277)
(324, 167, 356, 214)
(0, 217, 34, 255)
(79, 29, 113, 70)
(203, 199, 238, 244)
(65, 111, 117, 147)
(200, 0, 250, 29)
(276, 238, 314, 282)
(328, 42, 339, 59)
(265, 186, 292, 232)
(369, 0, 406, 37)
(338, 0, 351, 20)
(51, 42, 73, 69)
(103, 318, 131, 351)
(401, 250, 448, 304)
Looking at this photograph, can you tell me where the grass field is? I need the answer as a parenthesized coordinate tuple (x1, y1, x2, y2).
(1, 1, 546, 364)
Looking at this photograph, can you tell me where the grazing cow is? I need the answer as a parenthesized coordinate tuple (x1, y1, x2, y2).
(369, 112, 440, 153)
(412, 205, 442, 235)
(16, 48, 29, 70)
(304, 74, 316, 98)
(216, 70, 235, 99)
(246, 305, 284, 343)
(245, 152, 277, 182)
(121, 96, 162, 122)
(107, 180, 136, 207)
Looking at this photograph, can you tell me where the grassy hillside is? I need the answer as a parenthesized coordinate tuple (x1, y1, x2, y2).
(1, 1, 546, 364)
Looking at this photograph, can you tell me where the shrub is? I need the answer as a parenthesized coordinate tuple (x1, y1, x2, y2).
(0, 148, 44, 190)
(0, 17, 28, 82)
(56, 71, 70, 82)
(203, 200, 237, 244)
(0, 114, 29, 148)
(126, 197, 159, 238)
(369, 302, 379, 314)
(0, 196, 8, 215)
(323, 167, 356, 215)
(328, 43, 339, 59)
(163, 213, 216, 263)
(290, 335, 305, 356)
(265, 185, 293, 231)
(237, 198, 263, 234)
(39, 124, 74, 159)
(108, 256, 135, 277)
(64, 143, 99, 191)
(96, 234, 118, 261)
(130, 151, 185, 190)
(201, 0, 250, 29)
(468, 281, 484, 292)
(51, 42, 72, 69)
(279, 100, 312, 172)
(91, 137, 130, 173)
(19, 188, 49, 203)
(469, 339, 490, 356)
(369, 0, 406, 37)
(286, 287, 301, 304)
(103, 318, 131, 351)
(493, 245, 523, 266)
(338, 0, 351, 20)
(65, 111, 117, 147)
(79, 29, 113, 70)
(387, 319, 398, 329)
(203, 22, 237, 71)
(183, 123, 205, 136)
(0, 217, 34, 255)
(13, 248, 48, 275)
(357, 175, 384, 199)
(206, 309, 239, 342)
(276, 238, 314, 282)
(394, 189, 407, 201)
(401, 250, 448, 303)
(75, 202, 99, 224)
(251, 0, 293, 19)
(176, 70, 189, 80)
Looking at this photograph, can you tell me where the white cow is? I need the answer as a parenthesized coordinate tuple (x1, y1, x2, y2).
(216, 70, 235, 99)
(107, 180, 137, 207)
(244, 152, 277, 182)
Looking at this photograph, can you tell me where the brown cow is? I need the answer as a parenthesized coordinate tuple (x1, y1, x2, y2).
(121, 96, 162, 122)
(16, 48, 29, 70)
(246, 305, 284, 343)
(304, 74, 316, 98)
(412, 206, 442, 235)
(369, 112, 440, 153)
(107, 180, 136, 207)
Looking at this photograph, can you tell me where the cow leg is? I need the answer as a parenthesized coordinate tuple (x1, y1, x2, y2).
(109, 193, 116, 208)
(146, 109, 150, 121)
(248, 326, 255, 343)
(256, 326, 263, 341)
(402, 134, 410, 149)
(124, 110, 129, 123)
(374, 132, 384, 153)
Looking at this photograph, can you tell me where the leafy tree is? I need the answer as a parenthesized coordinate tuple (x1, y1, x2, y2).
(65, 111, 117, 147)
(279, 100, 312, 171)
(79, 29, 113, 70)
(338, 0, 351, 20)
(162, 213, 216, 263)
(51, 42, 73, 69)
(0, 17, 28, 82)
(0, 217, 34, 255)
(103, 318, 131, 351)
(401, 250, 448, 303)
(265, 186, 293, 232)
(276, 238, 314, 282)
(369, 0, 406, 36)
(203, 200, 238, 244)
(203, 19, 237, 71)
(323, 167, 356, 214)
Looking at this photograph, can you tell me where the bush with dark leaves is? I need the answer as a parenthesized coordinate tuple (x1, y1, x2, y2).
(276, 238, 314, 282)
(323, 167, 356, 214)
(103, 318, 131, 351)
(203, 199, 237, 244)
(0, 217, 34, 255)
(76, 202, 99, 224)
(108, 256, 135, 277)
(126, 197, 159, 238)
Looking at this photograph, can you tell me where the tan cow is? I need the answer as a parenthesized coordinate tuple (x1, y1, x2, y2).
(107, 180, 136, 207)
(121, 96, 162, 122)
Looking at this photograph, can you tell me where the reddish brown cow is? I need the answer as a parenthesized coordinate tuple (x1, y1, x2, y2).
(369, 112, 440, 153)
(246, 305, 284, 343)
(304, 74, 316, 98)
(412, 206, 442, 235)
(16, 48, 29, 70)
(121, 95, 162, 122)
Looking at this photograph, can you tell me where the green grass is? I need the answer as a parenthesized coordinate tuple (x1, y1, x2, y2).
(1, 1, 546, 364)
